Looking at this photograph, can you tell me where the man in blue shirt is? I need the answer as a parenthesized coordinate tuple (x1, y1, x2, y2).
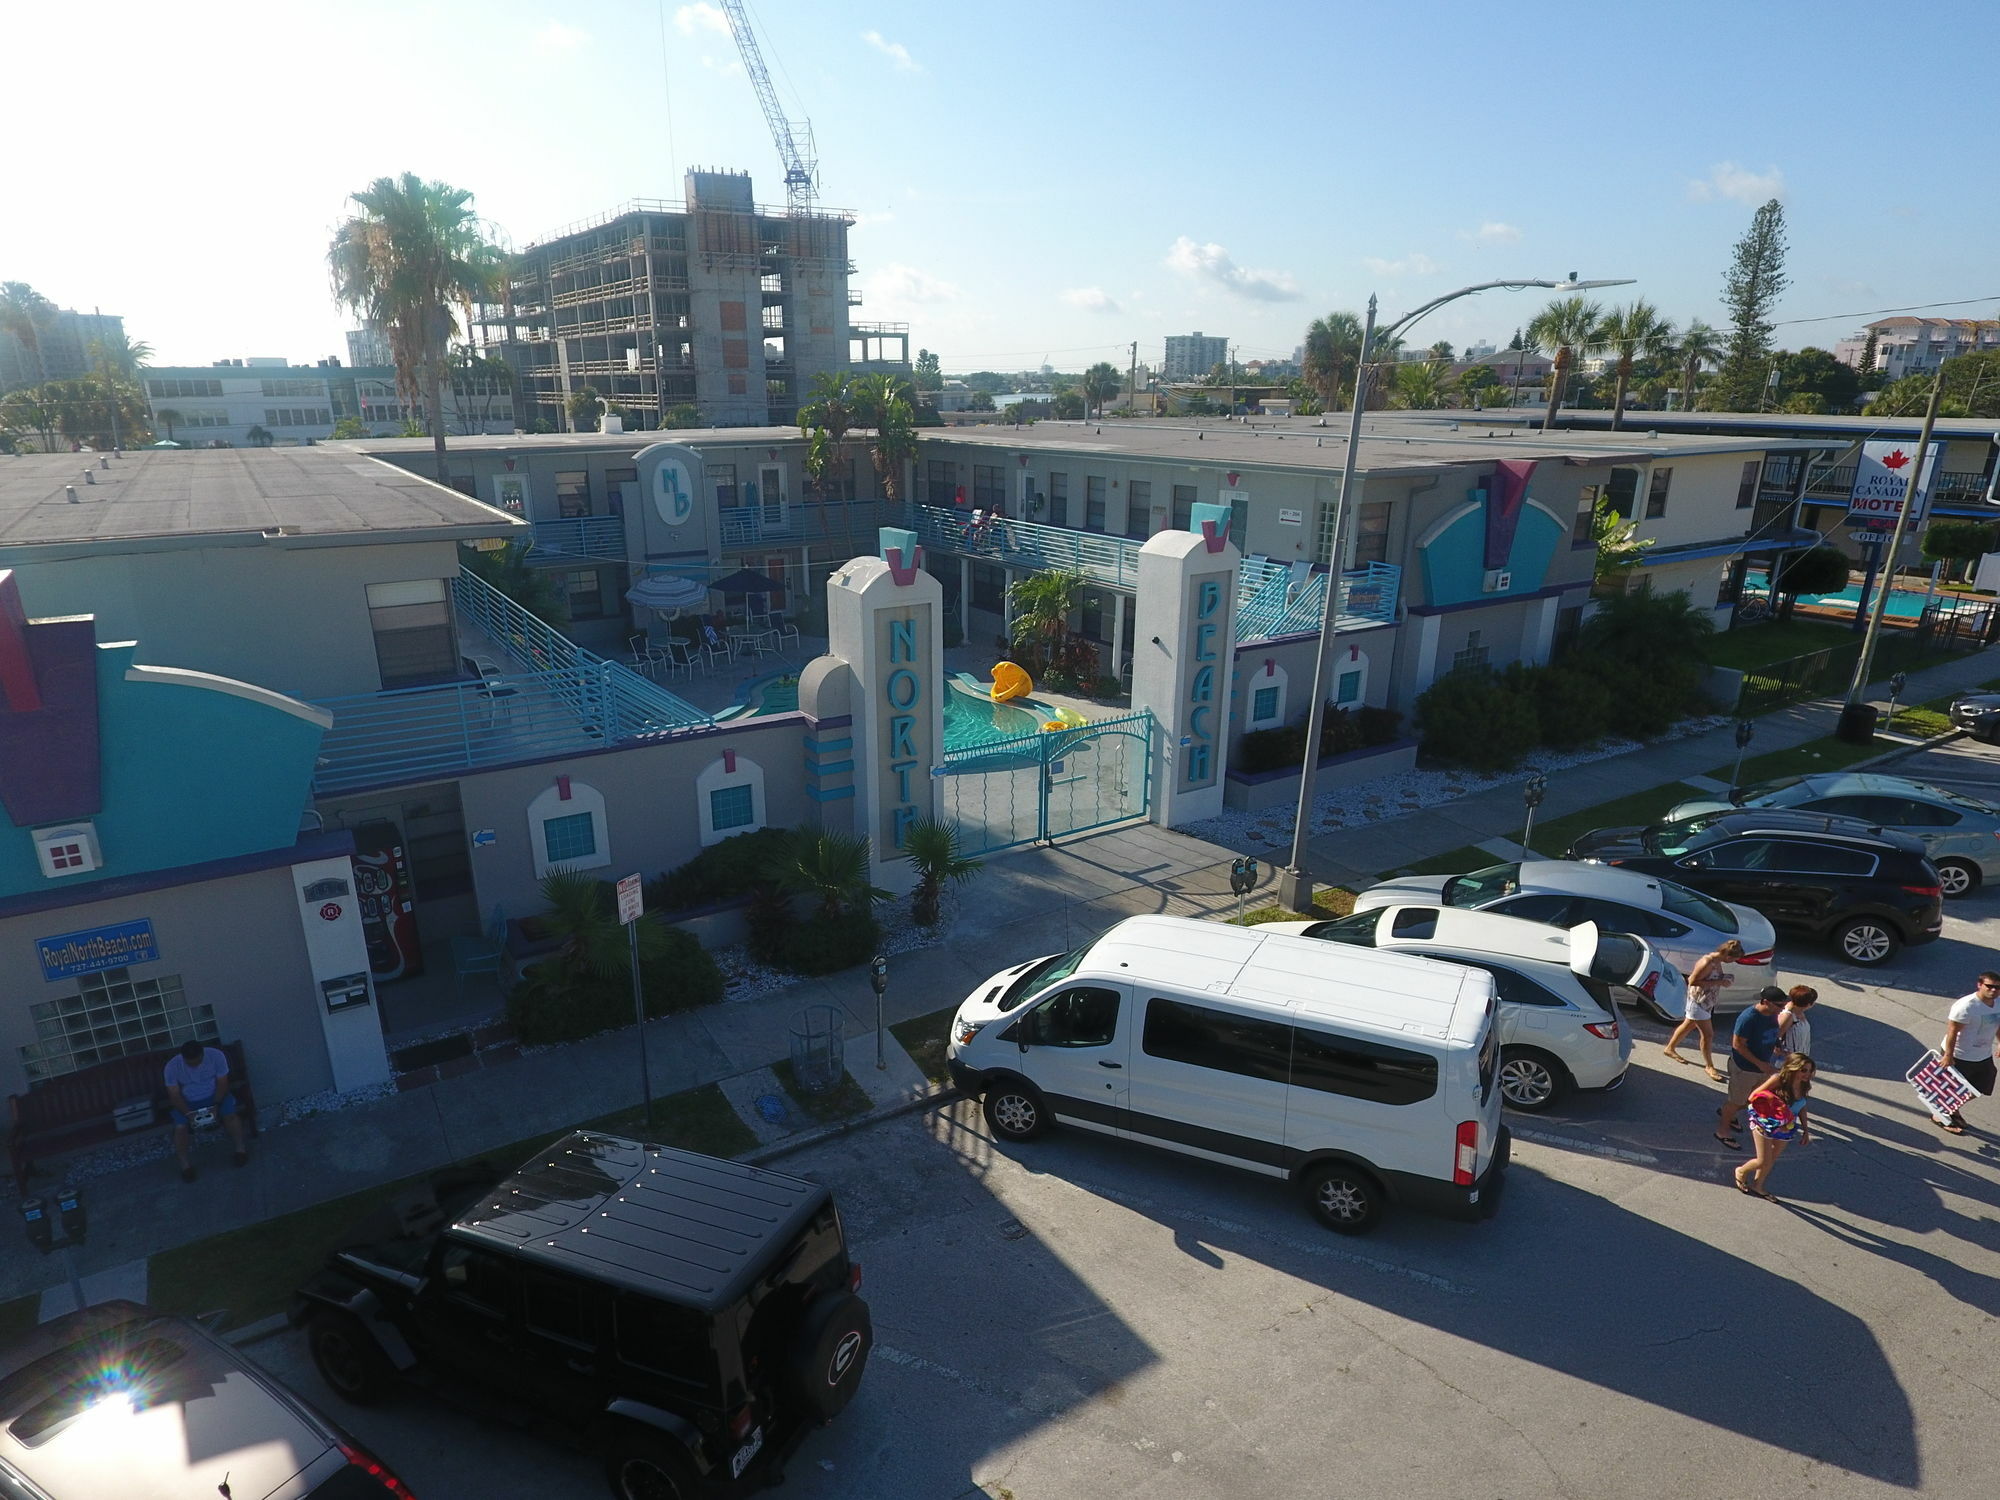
(1716, 987, 1784, 1149)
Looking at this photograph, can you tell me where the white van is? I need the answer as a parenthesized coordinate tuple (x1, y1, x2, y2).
(945, 915, 1508, 1234)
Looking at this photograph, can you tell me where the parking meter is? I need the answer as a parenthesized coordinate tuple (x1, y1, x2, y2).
(1890, 672, 1908, 698)
(869, 955, 888, 996)
(870, 955, 888, 1071)
(21, 1197, 52, 1255)
(1520, 774, 1549, 856)
(1730, 720, 1756, 799)
(56, 1187, 85, 1246)
(1228, 857, 1259, 896)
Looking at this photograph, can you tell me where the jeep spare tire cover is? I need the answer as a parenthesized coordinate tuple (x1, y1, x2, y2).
(789, 1292, 872, 1421)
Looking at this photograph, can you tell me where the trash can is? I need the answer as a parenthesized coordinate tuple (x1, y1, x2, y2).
(789, 1004, 846, 1094)
(1835, 701, 1879, 745)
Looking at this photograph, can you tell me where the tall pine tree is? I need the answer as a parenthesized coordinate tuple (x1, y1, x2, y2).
(1711, 198, 1789, 411)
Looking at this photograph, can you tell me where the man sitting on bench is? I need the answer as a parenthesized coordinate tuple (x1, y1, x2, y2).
(165, 1040, 248, 1182)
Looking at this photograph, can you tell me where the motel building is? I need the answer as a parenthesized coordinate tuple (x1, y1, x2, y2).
(0, 418, 1819, 1118)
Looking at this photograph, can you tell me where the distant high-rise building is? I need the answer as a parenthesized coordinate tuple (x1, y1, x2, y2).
(477, 170, 907, 430)
(1164, 332, 1230, 381)
(0, 306, 125, 390)
(346, 324, 393, 368)
(1833, 317, 2000, 380)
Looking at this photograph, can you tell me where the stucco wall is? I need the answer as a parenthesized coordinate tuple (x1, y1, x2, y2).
(1630, 451, 1759, 549)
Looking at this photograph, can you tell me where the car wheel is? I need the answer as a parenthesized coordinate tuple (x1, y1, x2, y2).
(1301, 1162, 1384, 1235)
(604, 1431, 702, 1500)
(1832, 917, 1901, 966)
(983, 1080, 1048, 1141)
(307, 1311, 394, 1406)
(1498, 1048, 1571, 1113)
(1938, 859, 1982, 899)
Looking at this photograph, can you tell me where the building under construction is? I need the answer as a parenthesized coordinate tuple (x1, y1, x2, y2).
(477, 170, 909, 431)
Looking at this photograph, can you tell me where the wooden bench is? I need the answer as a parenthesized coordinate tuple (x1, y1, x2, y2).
(8, 1041, 258, 1192)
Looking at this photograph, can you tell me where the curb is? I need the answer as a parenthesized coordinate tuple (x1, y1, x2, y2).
(742, 1083, 960, 1168)
(224, 1311, 291, 1347)
(1850, 726, 1966, 769)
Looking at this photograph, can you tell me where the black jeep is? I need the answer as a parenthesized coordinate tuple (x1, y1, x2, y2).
(290, 1131, 872, 1499)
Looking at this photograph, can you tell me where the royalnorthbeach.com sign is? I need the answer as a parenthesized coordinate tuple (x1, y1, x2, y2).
(36, 919, 160, 982)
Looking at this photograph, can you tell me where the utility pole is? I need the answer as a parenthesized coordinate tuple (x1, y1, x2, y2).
(1128, 340, 1138, 413)
(1839, 370, 1945, 741)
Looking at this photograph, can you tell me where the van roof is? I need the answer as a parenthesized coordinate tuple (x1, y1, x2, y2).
(1080, 914, 1491, 1045)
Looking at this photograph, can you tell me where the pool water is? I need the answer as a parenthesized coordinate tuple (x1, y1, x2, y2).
(943, 689, 1042, 748)
(1746, 572, 1985, 620)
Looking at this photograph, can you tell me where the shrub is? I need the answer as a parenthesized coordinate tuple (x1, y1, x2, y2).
(506, 920, 723, 1045)
(1236, 724, 1307, 774)
(647, 827, 795, 914)
(1356, 705, 1403, 746)
(1528, 662, 1612, 747)
(743, 882, 795, 966)
(1093, 674, 1124, 699)
(772, 910, 880, 975)
(1415, 670, 1538, 771)
(1603, 661, 1702, 738)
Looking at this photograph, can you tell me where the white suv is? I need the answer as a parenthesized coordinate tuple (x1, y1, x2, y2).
(1265, 905, 1683, 1112)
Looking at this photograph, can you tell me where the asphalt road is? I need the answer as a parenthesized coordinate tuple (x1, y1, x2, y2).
(248, 863, 2000, 1500)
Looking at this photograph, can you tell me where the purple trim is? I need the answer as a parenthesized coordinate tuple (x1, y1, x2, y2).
(1484, 460, 1537, 571)
(803, 714, 854, 730)
(0, 618, 102, 828)
(1405, 582, 1572, 616)
(0, 829, 355, 923)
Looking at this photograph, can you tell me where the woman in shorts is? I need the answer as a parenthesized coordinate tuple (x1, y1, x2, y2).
(1665, 939, 1744, 1083)
(1735, 1053, 1814, 1200)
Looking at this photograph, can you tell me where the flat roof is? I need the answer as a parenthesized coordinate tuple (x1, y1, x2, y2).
(346, 428, 801, 457)
(0, 447, 525, 558)
(1502, 409, 2000, 443)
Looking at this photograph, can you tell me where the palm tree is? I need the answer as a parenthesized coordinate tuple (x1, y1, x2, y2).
(851, 373, 918, 504)
(245, 424, 275, 448)
(1391, 361, 1449, 411)
(0, 283, 56, 389)
(328, 173, 506, 482)
(1007, 567, 1086, 671)
(461, 538, 569, 623)
(154, 408, 183, 442)
(1597, 301, 1675, 431)
(1081, 361, 1122, 418)
(902, 817, 982, 927)
(86, 332, 153, 381)
(799, 370, 857, 546)
(1527, 295, 1605, 430)
(1302, 311, 1363, 411)
(1674, 318, 1724, 412)
(766, 829, 889, 919)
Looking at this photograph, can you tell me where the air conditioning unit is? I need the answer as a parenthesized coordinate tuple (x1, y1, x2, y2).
(1483, 569, 1512, 593)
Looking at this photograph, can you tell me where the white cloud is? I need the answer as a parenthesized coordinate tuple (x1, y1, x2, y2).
(675, 3, 729, 37)
(1164, 236, 1301, 303)
(535, 19, 588, 50)
(1462, 221, 1521, 244)
(861, 29, 921, 72)
(1062, 286, 1120, 313)
(1362, 252, 1439, 277)
(851, 210, 895, 227)
(868, 263, 959, 304)
(1688, 162, 1785, 204)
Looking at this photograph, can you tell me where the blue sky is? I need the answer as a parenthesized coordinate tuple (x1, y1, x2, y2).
(12, 0, 2000, 372)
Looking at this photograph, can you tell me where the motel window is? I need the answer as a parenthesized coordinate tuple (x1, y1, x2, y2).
(1085, 476, 1108, 532)
(556, 471, 590, 519)
(366, 578, 458, 690)
(543, 812, 597, 865)
(927, 459, 955, 506)
(710, 785, 755, 832)
(1048, 473, 1069, 527)
(1737, 461, 1759, 510)
(1573, 484, 1601, 546)
(1126, 480, 1152, 540)
(711, 464, 738, 507)
(1172, 484, 1196, 531)
(22, 969, 216, 1083)
(973, 464, 1004, 508)
(1451, 630, 1489, 674)
(1645, 467, 1672, 519)
(1230, 495, 1250, 548)
(1605, 468, 1639, 522)
(1352, 502, 1391, 567)
(1252, 686, 1280, 722)
(1336, 669, 1363, 705)
(1246, 663, 1288, 727)
(563, 569, 604, 620)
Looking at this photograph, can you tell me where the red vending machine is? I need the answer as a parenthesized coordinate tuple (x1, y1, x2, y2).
(352, 819, 424, 981)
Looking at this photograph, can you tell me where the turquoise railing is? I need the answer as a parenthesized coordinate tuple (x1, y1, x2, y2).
(910, 505, 1143, 588)
(1234, 559, 1400, 642)
(530, 515, 626, 559)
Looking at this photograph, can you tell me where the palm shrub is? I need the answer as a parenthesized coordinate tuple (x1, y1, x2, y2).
(506, 870, 723, 1045)
(746, 828, 891, 975)
(647, 827, 794, 913)
(1414, 670, 1539, 771)
(903, 817, 982, 927)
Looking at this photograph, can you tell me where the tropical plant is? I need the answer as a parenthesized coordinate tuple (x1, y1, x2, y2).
(154, 408, 183, 441)
(1427, 340, 1455, 363)
(1582, 583, 1714, 669)
(1081, 361, 1122, 417)
(1051, 391, 1085, 420)
(1923, 520, 1997, 569)
(1672, 318, 1724, 412)
(765, 828, 890, 919)
(1591, 496, 1654, 582)
(1527, 295, 1604, 430)
(1867, 350, 2000, 419)
(966, 389, 995, 412)
(245, 424, 275, 448)
(448, 352, 515, 434)
(661, 403, 702, 428)
(46, 376, 147, 448)
(1770, 546, 1849, 621)
(1007, 568, 1090, 682)
(1772, 347, 1861, 414)
(565, 384, 604, 432)
(799, 370, 858, 545)
(330, 416, 367, 439)
(1712, 199, 1789, 411)
(328, 172, 506, 482)
(86, 332, 152, 380)
(902, 817, 982, 926)
(1303, 310, 1364, 411)
(460, 538, 569, 623)
(0, 386, 58, 450)
(1390, 360, 1449, 410)
(851, 372, 918, 501)
(0, 282, 55, 386)
(1598, 300, 1675, 430)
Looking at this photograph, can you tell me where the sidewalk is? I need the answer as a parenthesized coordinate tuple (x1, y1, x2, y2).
(6, 648, 1991, 1310)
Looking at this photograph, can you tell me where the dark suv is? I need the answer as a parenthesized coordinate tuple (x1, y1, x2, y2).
(291, 1132, 872, 1500)
(1567, 809, 1943, 966)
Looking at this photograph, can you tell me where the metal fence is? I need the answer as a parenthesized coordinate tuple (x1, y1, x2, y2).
(1735, 610, 1992, 716)
(938, 711, 1154, 856)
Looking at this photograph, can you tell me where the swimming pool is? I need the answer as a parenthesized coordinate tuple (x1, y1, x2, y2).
(726, 672, 1046, 750)
(1746, 577, 1985, 621)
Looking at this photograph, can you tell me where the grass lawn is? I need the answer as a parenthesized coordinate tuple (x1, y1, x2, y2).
(1381, 845, 1493, 879)
(0, 1295, 38, 1344)
(149, 1081, 753, 1332)
(889, 1005, 958, 1087)
(1523, 782, 1708, 856)
(1229, 886, 1357, 926)
(1711, 734, 1888, 786)
(1703, 620, 1855, 671)
(771, 1059, 873, 1125)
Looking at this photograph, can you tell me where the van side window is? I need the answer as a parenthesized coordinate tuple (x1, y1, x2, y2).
(1028, 986, 1121, 1047)
(1142, 998, 1290, 1082)
(1291, 1026, 1438, 1105)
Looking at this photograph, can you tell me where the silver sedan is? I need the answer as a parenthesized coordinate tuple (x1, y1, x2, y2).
(1667, 772, 2000, 898)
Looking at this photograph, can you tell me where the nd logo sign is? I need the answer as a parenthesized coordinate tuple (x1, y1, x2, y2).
(653, 458, 695, 526)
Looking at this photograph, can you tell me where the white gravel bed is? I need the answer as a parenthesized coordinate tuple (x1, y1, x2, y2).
(280, 1081, 399, 1126)
(1186, 715, 1729, 855)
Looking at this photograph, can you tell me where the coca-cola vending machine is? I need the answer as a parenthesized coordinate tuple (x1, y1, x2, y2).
(352, 819, 424, 981)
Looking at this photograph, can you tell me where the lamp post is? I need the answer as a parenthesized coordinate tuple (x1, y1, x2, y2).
(1277, 275, 1635, 912)
(1520, 773, 1548, 857)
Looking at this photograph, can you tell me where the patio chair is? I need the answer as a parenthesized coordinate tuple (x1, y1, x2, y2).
(470, 658, 520, 724)
(770, 613, 802, 651)
(666, 638, 704, 676)
(699, 621, 734, 670)
(449, 905, 507, 1000)
(627, 634, 660, 680)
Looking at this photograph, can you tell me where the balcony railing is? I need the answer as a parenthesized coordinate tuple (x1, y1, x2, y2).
(720, 506, 804, 544)
(913, 505, 1143, 588)
(1235, 559, 1401, 640)
(530, 515, 626, 560)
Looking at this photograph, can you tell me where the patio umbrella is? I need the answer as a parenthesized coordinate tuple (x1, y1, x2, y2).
(149, 439, 182, 449)
(711, 567, 786, 597)
(624, 573, 710, 612)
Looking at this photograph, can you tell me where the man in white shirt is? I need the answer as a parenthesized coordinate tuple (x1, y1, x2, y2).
(1935, 971, 2000, 1135)
(164, 1040, 248, 1181)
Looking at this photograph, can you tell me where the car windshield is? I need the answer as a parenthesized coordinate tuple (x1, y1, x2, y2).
(1442, 864, 1520, 907)
(1736, 776, 1806, 805)
(1657, 879, 1737, 932)
(1306, 911, 1383, 946)
(998, 947, 1088, 1012)
(1645, 816, 1727, 857)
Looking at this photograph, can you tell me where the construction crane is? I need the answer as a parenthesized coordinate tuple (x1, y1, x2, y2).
(719, 0, 818, 215)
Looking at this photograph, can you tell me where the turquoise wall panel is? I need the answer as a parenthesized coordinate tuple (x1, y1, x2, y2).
(1419, 499, 1567, 608)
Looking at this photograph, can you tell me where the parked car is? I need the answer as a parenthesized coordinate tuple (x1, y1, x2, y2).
(0, 1299, 412, 1499)
(1567, 809, 1943, 966)
(1950, 691, 2000, 743)
(1666, 772, 2000, 898)
(946, 915, 1508, 1234)
(292, 1132, 872, 1500)
(1265, 905, 1675, 1112)
(1353, 861, 1778, 1010)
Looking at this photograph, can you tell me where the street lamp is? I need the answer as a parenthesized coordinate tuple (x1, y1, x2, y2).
(1276, 275, 1636, 912)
